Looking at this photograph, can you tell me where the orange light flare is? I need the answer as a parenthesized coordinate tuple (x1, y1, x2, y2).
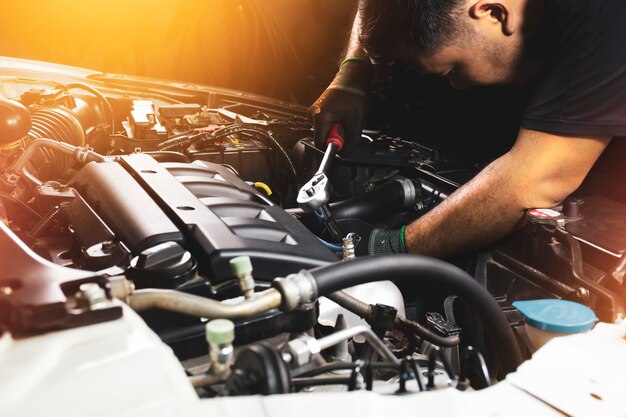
(0, 0, 353, 104)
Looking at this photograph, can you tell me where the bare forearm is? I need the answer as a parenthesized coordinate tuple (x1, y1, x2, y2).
(404, 130, 611, 258)
(344, 4, 367, 59)
(405, 156, 524, 258)
(332, 4, 373, 92)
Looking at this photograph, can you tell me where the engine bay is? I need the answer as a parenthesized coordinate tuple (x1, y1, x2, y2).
(0, 60, 625, 398)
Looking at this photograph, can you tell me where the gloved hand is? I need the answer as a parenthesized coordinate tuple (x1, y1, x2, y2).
(368, 227, 407, 255)
(308, 60, 372, 156)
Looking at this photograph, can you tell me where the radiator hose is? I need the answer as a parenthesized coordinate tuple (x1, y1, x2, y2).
(308, 254, 523, 375)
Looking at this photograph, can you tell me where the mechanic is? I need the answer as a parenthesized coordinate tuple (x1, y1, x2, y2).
(309, 0, 626, 259)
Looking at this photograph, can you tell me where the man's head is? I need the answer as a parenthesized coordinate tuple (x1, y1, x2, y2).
(359, 0, 538, 88)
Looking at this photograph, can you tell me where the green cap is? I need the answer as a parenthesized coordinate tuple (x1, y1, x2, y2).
(206, 319, 235, 345)
(229, 256, 253, 276)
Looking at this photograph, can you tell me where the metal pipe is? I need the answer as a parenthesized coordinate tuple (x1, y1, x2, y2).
(21, 168, 42, 186)
(316, 325, 399, 365)
(188, 373, 222, 388)
(11, 139, 78, 173)
(128, 288, 282, 319)
(5, 139, 108, 185)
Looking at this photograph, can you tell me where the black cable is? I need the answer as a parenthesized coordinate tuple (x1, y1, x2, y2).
(348, 360, 364, 391)
(460, 346, 491, 389)
(28, 204, 65, 238)
(197, 125, 299, 188)
(156, 131, 209, 152)
(0, 192, 42, 220)
(308, 255, 523, 375)
(292, 376, 352, 389)
(553, 228, 621, 320)
(398, 357, 425, 393)
(327, 290, 461, 347)
(293, 360, 426, 393)
(293, 361, 360, 378)
(427, 346, 456, 389)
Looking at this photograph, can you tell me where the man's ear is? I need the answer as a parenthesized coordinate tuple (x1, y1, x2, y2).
(469, 1, 514, 35)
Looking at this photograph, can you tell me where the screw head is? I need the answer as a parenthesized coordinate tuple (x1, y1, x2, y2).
(576, 287, 590, 300)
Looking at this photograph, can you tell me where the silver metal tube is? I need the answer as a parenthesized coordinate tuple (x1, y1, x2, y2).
(316, 325, 399, 365)
(128, 288, 282, 319)
(21, 168, 42, 186)
(11, 139, 77, 173)
(316, 142, 339, 175)
(188, 373, 222, 388)
(9, 138, 108, 175)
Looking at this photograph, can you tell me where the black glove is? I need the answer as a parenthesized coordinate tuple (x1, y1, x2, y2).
(368, 227, 407, 255)
(308, 61, 372, 156)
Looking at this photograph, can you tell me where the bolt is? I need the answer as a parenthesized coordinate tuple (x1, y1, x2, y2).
(77, 283, 107, 310)
(281, 352, 293, 364)
(101, 241, 116, 254)
(576, 287, 590, 300)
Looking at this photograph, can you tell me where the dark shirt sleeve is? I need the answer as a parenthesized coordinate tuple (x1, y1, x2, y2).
(521, 0, 626, 137)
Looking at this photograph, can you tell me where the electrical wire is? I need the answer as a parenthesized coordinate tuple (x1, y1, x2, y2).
(0, 192, 42, 220)
(158, 124, 299, 200)
(316, 236, 342, 253)
(28, 205, 65, 238)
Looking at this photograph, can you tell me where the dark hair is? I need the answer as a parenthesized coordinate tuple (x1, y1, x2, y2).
(358, 0, 467, 59)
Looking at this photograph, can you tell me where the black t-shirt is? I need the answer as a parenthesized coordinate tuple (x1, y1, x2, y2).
(522, 0, 626, 137)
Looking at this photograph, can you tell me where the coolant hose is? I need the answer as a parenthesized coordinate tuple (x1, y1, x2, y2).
(309, 254, 523, 374)
(329, 178, 416, 222)
(288, 179, 416, 225)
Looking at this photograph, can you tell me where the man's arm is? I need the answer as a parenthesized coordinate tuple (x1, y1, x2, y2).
(404, 129, 612, 258)
(344, 6, 368, 59)
(308, 4, 372, 154)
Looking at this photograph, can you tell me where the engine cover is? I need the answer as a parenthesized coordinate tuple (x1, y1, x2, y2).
(71, 154, 336, 284)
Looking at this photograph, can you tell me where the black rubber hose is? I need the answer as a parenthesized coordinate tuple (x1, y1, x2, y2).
(309, 254, 523, 374)
(288, 179, 416, 226)
(0, 192, 42, 220)
(330, 180, 415, 222)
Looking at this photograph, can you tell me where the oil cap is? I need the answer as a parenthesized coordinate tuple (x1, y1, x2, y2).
(513, 299, 598, 334)
(526, 208, 565, 227)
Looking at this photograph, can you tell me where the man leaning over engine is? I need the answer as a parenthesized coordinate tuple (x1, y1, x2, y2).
(309, 0, 626, 258)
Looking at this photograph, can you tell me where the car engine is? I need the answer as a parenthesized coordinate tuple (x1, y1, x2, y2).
(0, 65, 624, 398)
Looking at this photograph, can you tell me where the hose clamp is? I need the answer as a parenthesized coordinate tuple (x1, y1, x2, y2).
(394, 178, 417, 207)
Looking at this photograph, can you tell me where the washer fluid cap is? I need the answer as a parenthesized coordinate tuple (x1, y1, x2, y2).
(513, 299, 598, 334)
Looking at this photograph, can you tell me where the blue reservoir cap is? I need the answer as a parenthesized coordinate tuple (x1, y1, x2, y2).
(513, 299, 598, 334)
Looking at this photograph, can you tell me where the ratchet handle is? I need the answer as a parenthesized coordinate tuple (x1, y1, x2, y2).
(325, 123, 345, 153)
